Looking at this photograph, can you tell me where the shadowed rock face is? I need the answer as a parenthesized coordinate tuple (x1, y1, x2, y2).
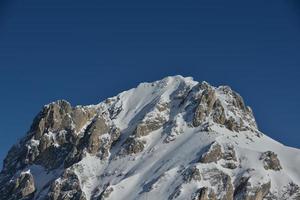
(0, 171, 35, 200)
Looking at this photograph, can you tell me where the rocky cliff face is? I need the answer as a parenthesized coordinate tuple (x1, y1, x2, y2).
(1, 76, 300, 200)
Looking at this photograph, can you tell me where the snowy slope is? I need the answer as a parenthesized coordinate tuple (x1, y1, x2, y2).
(0, 75, 300, 200)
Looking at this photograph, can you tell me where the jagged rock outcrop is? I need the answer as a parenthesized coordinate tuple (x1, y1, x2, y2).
(122, 137, 145, 155)
(212, 99, 226, 125)
(96, 183, 114, 200)
(234, 177, 271, 200)
(79, 116, 121, 159)
(193, 85, 217, 127)
(47, 169, 86, 200)
(201, 168, 234, 200)
(182, 166, 201, 182)
(1, 99, 123, 199)
(134, 101, 170, 137)
(86, 116, 110, 154)
(193, 83, 257, 132)
(29, 100, 96, 137)
(0, 170, 35, 200)
(200, 142, 223, 163)
(193, 187, 217, 200)
(260, 151, 282, 171)
(0, 76, 298, 200)
(2, 100, 100, 174)
(200, 142, 237, 169)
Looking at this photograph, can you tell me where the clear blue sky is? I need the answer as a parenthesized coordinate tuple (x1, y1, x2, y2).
(1, 0, 300, 168)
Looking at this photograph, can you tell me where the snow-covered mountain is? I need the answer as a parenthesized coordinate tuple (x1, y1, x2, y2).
(1, 75, 300, 200)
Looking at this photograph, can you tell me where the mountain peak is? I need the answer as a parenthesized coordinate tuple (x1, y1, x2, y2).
(105, 76, 257, 133)
(1, 76, 299, 200)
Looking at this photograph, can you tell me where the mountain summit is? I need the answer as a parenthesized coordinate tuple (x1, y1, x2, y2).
(1, 76, 300, 200)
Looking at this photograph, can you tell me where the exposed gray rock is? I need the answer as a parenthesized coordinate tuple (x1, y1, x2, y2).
(30, 100, 96, 136)
(47, 169, 86, 200)
(98, 126, 121, 159)
(2, 99, 122, 173)
(220, 86, 258, 131)
(221, 145, 238, 169)
(72, 107, 96, 133)
(34, 145, 71, 169)
(260, 151, 282, 171)
(234, 177, 271, 200)
(134, 102, 169, 137)
(2, 142, 28, 175)
(222, 162, 238, 169)
(96, 183, 114, 200)
(200, 142, 237, 167)
(0, 78, 297, 200)
(122, 137, 145, 155)
(264, 182, 300, 200)
(193, 187, 217, 200)
(224, 116, 240, 132)
(85, 116, 109, 154)
(192, 84, 258, 133)
(64, 146, 83, 168)
(2, 100, 98, 172)
(0, 98, 122, 199)
(200, 142, 223, 163)
(231, 90, 248, 112)
(29, 100, 73, 137)
(134, 119, 165, 137)
(201, 168, 233, 200)
(223, 144, 237, 161)
(78, 118, 121, 159)
(279, 182, 300, 200)
(168, 185, 182, 200)
(17, 172, 35, 198)
(182, 166, 201, 182)
(212, 99, 226, 125)
(0, 171, 35, 200)
(193, 87, 216, 127)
